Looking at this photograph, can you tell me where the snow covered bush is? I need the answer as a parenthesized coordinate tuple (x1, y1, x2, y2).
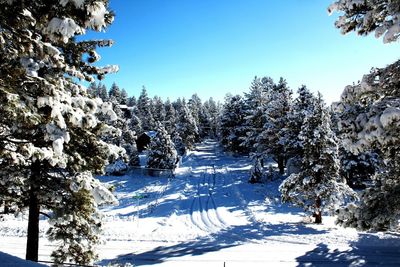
(0, 0, 120, 263)
(249, 153, 263, 184)
(105, 159, 129, 176)
(329, 0, 400, 43)
(280, 93, 354, 223)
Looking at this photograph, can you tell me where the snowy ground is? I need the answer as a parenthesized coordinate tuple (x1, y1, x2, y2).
(1, 140, 400, 266)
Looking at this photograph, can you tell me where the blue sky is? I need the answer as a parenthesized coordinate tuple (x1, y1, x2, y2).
(88, 0, 399, 103)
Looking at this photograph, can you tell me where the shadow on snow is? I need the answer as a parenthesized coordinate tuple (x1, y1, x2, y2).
(99, 222, 327, 266)
(296, 233, 400, 266)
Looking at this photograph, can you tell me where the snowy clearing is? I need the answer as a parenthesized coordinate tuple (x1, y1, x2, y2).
(1, 140, 400, 266)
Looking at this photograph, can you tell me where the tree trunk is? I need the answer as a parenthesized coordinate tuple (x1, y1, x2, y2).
(278, 156, 285, 175)
(26, 163, 41, 262)
(3, 201, 10, 214)
(314, 196, 322, 224)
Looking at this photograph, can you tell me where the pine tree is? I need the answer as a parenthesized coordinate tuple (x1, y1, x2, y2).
(257, 78, 292, 174)
(219, 94, 248, 154)
(108, 82, 122, 104)
(121, 88, 128, 105)
(164, 98, 177, 135)
(203, 97, 220, 138)
(280, 93, 354, 223)
(87, 82, 98, 98)
(176, 99, 199, 150)
(0, 1, 121, 263)
(146, 124, 178, 174)
(99, 83, 109, 102)
(335, 60, 400, 230)
(127, 95, 137, 107)
(188, 94, 202, 139)
(137, 86, 155, 130)
(284, 85, 315, 161)
(130, 106, 143, 136)
(152, 95, 165, 124)
(242, 76, 274, 152)
(329, 0, 400, 43)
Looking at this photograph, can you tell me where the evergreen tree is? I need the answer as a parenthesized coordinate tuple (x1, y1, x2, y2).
(0, 1, 120, 263)
(335, 60, 400, 230)
(127, 96, 137, 107)
(152, 95, 165, 123)
(329, 0, 400, 43)
(146, 124, 178, 174)
(108, 82, 122, 104)
(87, 82, 98, 98)
(121, 88, 128, 105)
(130, 106, 143, 136)
(176, 99, 199, 150)
(242, 76, 274, 152)
(203, 97, 220, 138)
(280, 93, 354, 223)
(164, 98, 177, 135)
(188, 94, 202, 139)
(99, 83, 108, 102)
(219, 94, 248, 154)
(257, 78, 292, 174)
(137, 86, 155, 130)
(284, 85, 315, 161)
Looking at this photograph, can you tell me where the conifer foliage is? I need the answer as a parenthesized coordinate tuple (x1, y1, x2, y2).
(329, 0, 400, 43)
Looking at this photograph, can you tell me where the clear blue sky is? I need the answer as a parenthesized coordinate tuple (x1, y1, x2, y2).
(88, 0, 399, 103)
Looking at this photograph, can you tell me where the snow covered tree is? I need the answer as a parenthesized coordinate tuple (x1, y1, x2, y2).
(99, 83, 109, 102)
(146, 124, 178, 174)
(284, 85, 316, 161)
(152, 95, 165, 124)
(335, 60, 400, 230)
(164, 98, 177, 135)
(176, 99, 199, 150)
(203, 97, 220, 138)
(127, 95, 137, 107)
(257, 78, 292, 174)
(130, 106, 143, 136)
(120, 88, 128, 105)
(137, 86, 155, 131)
(0, 0, 121, 263)
(108, 82, 122, 104)
(328, 0, 400, 43)
(219, 94, 248, 154)
(242, 76, 274, 153)
(280, 93, 354, 223)
(188, 94, 203, 139)
(87, 82, 98, 98)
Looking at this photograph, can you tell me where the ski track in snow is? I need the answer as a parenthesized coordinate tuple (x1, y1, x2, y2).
(1, 140, 400, 266)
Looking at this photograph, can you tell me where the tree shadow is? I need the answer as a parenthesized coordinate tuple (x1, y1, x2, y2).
(99, 221, 326, 266)
(296, 233, 400, 266)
